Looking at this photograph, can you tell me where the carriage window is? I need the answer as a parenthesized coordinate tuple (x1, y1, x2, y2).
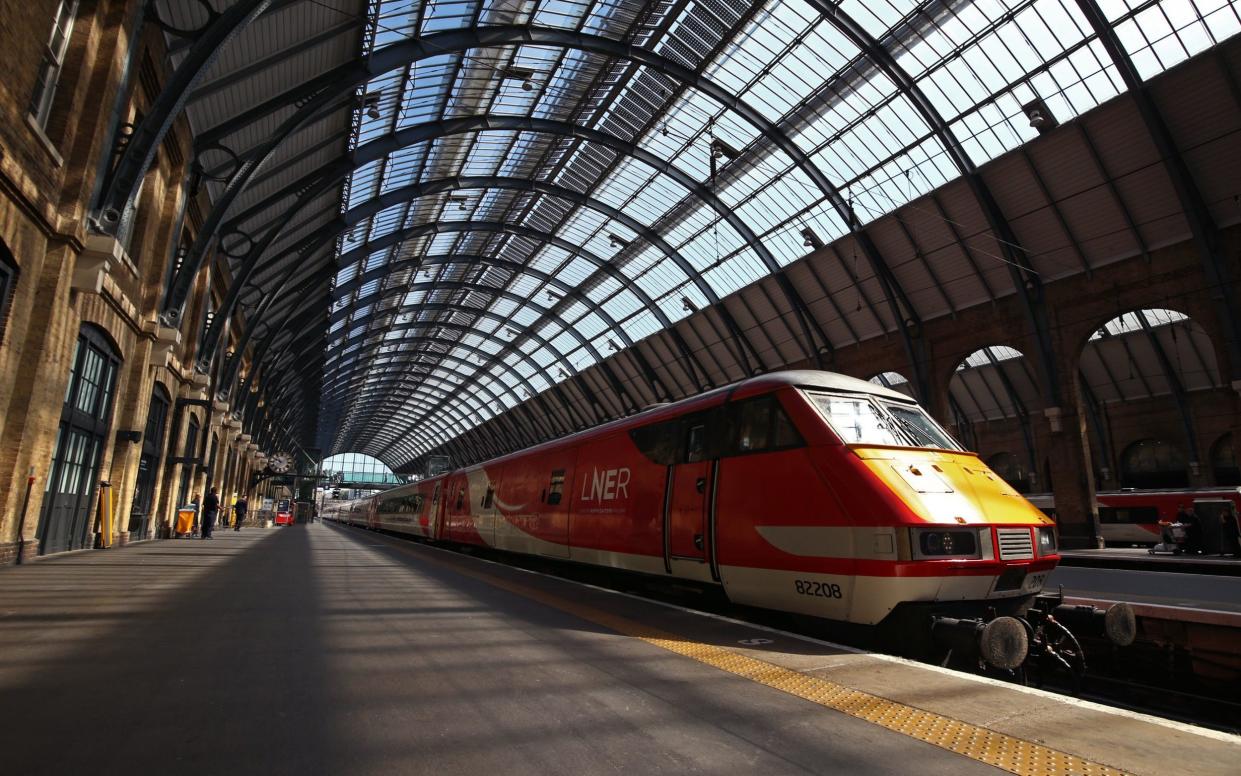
(482, 487, 494, 509)
(735, 400, 771, 453)
(685, 424, 706, 463)
(1098, 506, 1160, 524)
(432, 483, 440, 504)
(773, 403, 800, 448)
(630, 420, 679, 465)
(547, 470, 565, 505)
(725, 396, 803, 455)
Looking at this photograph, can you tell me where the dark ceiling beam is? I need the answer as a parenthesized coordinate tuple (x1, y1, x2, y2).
(94, 0, 273, 233)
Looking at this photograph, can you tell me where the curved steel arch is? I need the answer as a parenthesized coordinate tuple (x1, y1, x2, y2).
(240, 255, 595, 429)
(323, 332, 543, 411)
(234, 185, 753, 400)
(332, 219, 708, 389)
(217, 210, 710, 405)
(221, 115, 835, 362)
(324, 341, 554, 442)
(325, 303, 628, 427)
(339, 375, 521, 456)
(328, 276, 640, 412)
(327, 352, 526, 433)
(219, 114, 828, 369)
(342, 390, 514, 456)
(161, 25, 891, 361)
(334, 252, 676, 402)
(323, 301, 607, 418)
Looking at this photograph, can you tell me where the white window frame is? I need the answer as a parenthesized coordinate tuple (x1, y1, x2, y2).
(29, 0, 81, 129)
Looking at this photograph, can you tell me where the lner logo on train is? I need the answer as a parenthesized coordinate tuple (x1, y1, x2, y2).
(580, 466, 631, 505)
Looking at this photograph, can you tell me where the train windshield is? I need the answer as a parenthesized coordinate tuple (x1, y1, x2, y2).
(808, 394, 961, 451)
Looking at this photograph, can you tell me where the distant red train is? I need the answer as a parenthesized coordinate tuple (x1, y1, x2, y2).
(333, 371, 1100, 666)
(1027, 488, 1241, 548)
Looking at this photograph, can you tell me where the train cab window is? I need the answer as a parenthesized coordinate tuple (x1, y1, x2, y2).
(881, 402, 960, 450)
(482, 487, 494, 509)
(811, 395, 901, 446)
(455, 488, 464, 511)
(432, 483, 440, 504)
(546, 470, 565, 505)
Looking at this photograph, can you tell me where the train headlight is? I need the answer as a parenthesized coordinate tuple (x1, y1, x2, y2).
(1037, 526, 1058, 555)
(915, 528, 979, 558)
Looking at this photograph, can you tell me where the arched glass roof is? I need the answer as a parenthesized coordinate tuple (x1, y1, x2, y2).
(320, 452, 405, 485)
(303, 0, 1241, 465)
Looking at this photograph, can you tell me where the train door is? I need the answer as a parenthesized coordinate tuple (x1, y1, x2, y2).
(666, 419, 712, 562)
(430, 480, 444, 540)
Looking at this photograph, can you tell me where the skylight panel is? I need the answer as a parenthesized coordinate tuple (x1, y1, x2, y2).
(574, 312, 607, 340)
(602, 288, 643, 322)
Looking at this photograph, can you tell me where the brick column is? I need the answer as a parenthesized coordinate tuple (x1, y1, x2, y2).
(1042, 356, 1104, 549)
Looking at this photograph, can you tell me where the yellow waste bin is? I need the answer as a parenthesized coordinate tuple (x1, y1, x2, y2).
(175, 507, 196, 536)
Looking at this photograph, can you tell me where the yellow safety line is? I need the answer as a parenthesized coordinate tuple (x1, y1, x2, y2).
(341, 525, 1129, 776)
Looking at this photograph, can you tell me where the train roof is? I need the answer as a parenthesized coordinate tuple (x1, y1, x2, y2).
(414, 369, 913, 474)
(728, 370, 914, 403)
(378, 371, 918, 493)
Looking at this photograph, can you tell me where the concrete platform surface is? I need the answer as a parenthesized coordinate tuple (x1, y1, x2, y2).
(0, 523, 1234, 776)
(1048, 564, 1241, 612)
(1059, 548, 1241, 576)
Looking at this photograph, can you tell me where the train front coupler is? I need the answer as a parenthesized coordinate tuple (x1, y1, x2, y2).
(1018, 591, 1137, 688)
(927, 593, 1136, 681)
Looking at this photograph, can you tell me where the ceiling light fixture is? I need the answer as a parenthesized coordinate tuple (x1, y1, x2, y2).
(710, 138, 742, 161)
(361, 91, 382, 120)
(680, 296, 696, 313)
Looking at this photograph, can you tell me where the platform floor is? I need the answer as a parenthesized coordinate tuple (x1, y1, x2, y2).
(1049, 564, 1241, 612)
(1, 524, 1237, 776)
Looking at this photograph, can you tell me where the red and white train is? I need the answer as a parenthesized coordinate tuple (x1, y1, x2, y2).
(1027, 488, 1241, 547)
(335, 372, 1078, 650)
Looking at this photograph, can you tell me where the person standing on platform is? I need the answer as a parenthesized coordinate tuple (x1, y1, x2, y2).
(1175, 503, 1201, 554)
(201, 487, 220, 540)
(1220, 504, 1240, 558)
(233, 496, 248, 532)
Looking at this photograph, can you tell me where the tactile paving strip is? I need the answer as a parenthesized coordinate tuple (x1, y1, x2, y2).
(348, 527, 1130, 776)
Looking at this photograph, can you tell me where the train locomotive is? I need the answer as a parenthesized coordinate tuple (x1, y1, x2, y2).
(338, 371, 1133, 673)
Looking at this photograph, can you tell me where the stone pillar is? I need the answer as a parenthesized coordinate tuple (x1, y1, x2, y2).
(1043, 395, 1103, 550)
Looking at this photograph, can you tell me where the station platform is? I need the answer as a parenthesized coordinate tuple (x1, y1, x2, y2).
(1059, 548, 1241, 577)
(1, 524, 1237, 776)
